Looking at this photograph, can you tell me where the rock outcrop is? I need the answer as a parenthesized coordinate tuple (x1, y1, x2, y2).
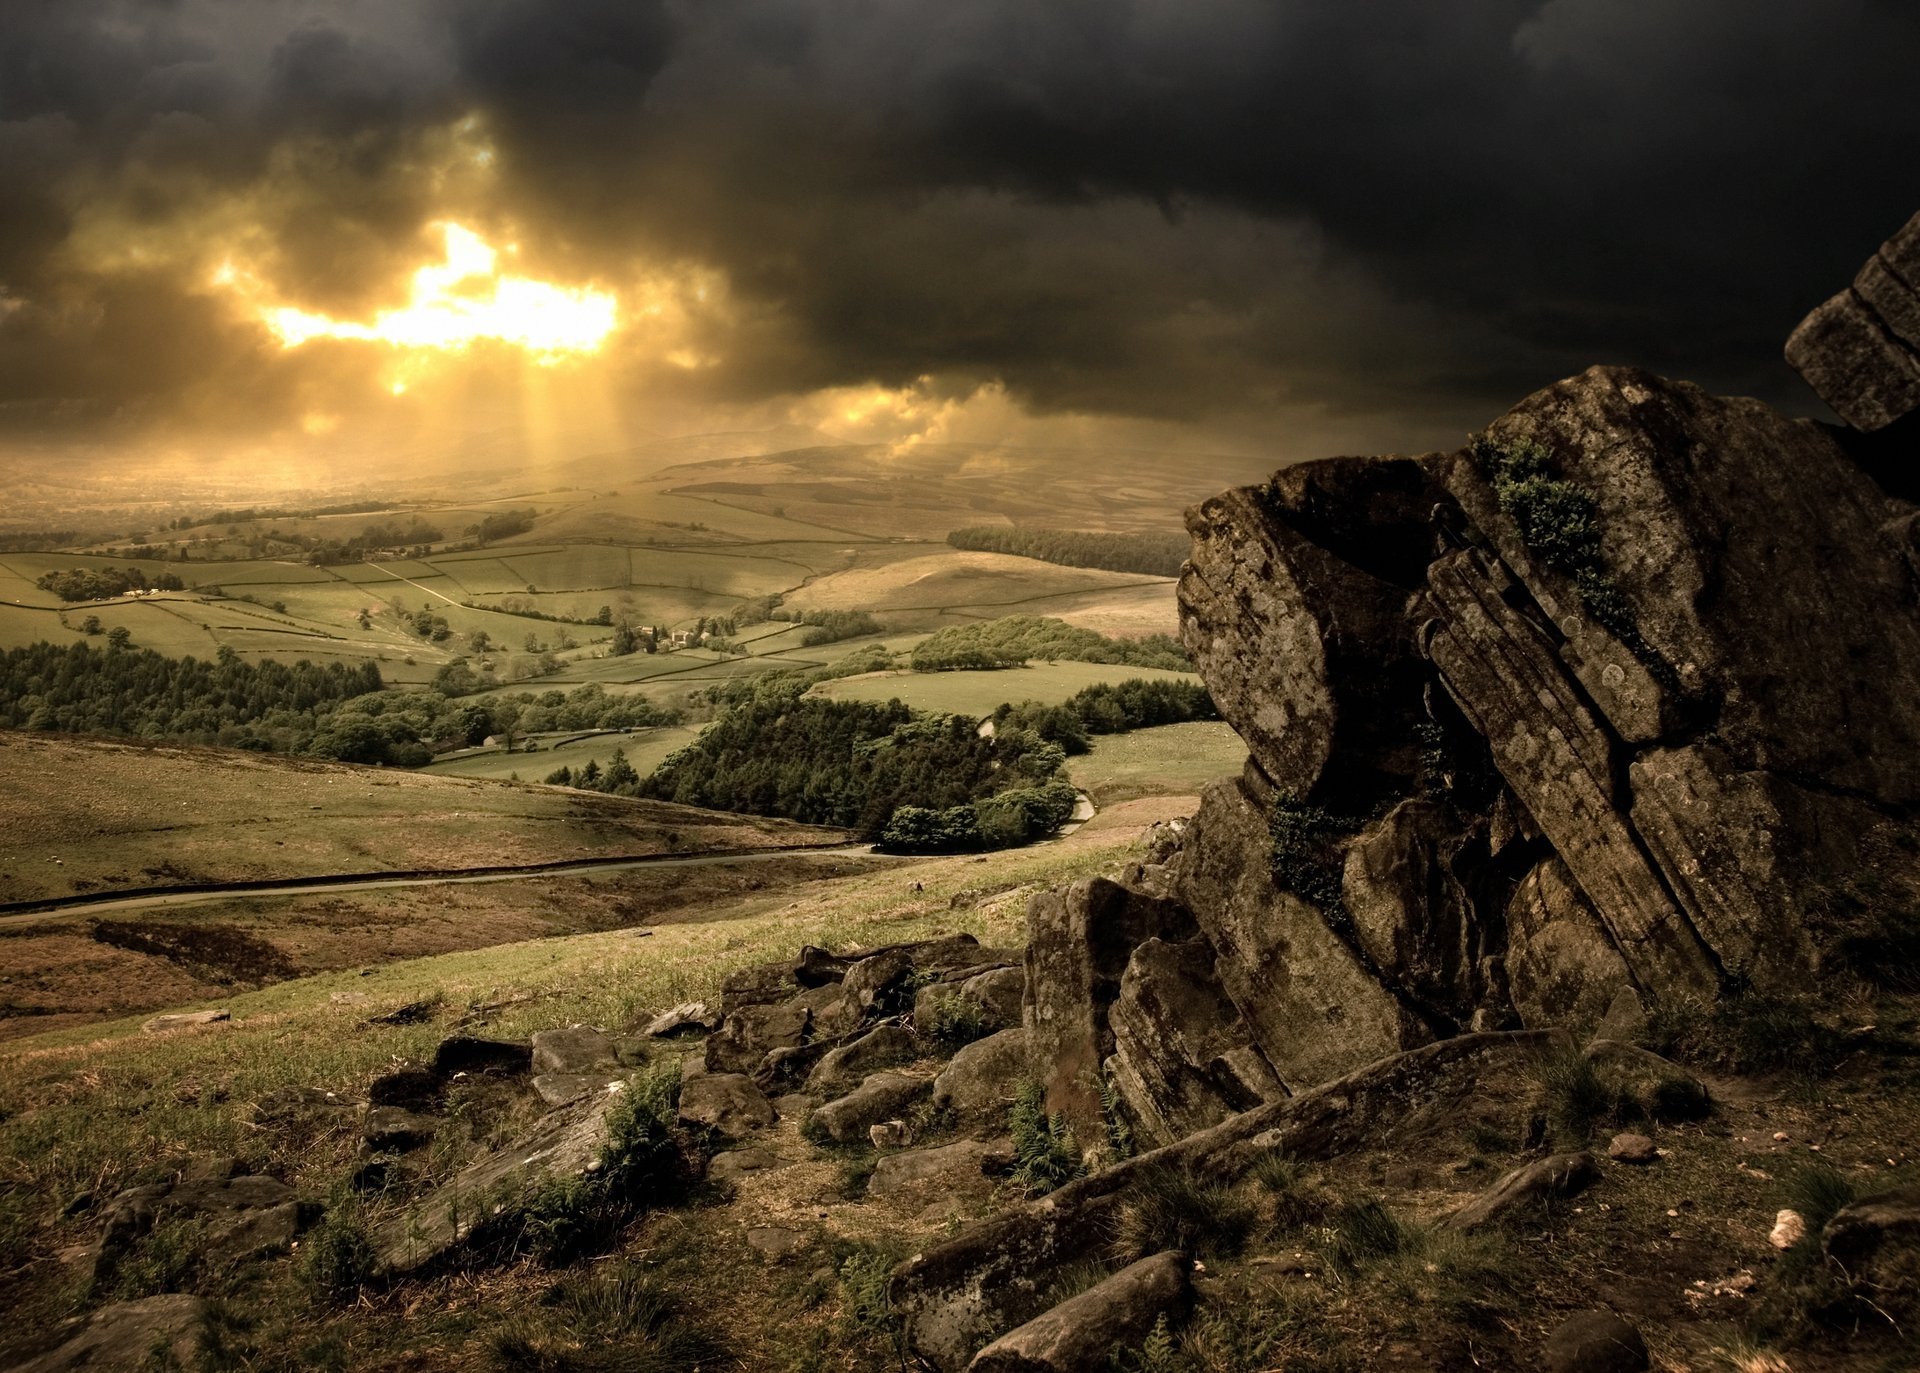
(1787, 210, 1920, 431)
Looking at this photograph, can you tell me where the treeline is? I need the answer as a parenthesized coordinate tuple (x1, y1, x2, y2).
(472, 509, 537, 543)
(0, 641, 382, 749)
(36, 566, 186, 602)
(989, 678, 1217, 754)
(779, 608, 882, 646)
(637, 682, 1072, 848)
(908, 616, 1190, 672)
(946, 526, 1190, 577)
(171, 501, 396, 530)
(305, 519, 444, 565)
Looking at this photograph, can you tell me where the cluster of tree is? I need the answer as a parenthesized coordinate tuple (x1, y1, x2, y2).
(0, 641, 383, 750)
(636, 681, 1070, 847)
(778, 608, 883, 646)
(988, 678, 1218, 754)
(408, 610, 452, 641)
(494, 684, 681, 735)
(471, 508, 537, 543)
(908, 616, 1189, 672)
(880, 778, 1079, 853)
(36, 566, 186, 602)
(945, 526, 1190, 577)
(608, 621, 658, 655)
(544, 747, 644, 792)
(170, 500, 396, 531)
(473, 596, 609, 626)
(0, 530, 81, 552)
(304, 519, 444, 565)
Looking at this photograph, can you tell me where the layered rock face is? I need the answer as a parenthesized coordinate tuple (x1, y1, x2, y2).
(1026, 359, 1920, 1133)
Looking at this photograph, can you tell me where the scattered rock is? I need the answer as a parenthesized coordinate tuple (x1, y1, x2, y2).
(367, 1065, 441, 1112)
(531, 1026, 618, 1075)
(532, 1071, 627, 1107)
(90, 1167, 307, 1283)
(1770, 1209, 1806, 1250)
(363, 1106, 438, 1153)
(431, 1035, 532, 1077)
(1448, 1152, 1600, 1231)
(721, 959, 799, 1012)
(810, 1072, 933, 1145)
(368, 998, 438, 1026)
(746, 1225, 810, 1260)
(1542, 1310, 1649, 1373)
(709, 1147, 781, 1181)
(933, 1027, 1029, 1127)
(1606, 1133, 1657, 1165)
(868, 1139, 1004, 1202)
(678, 1072, 776, 1136)
(4, 1294, 208, 1373)
(706, 1001, 811, 1076)
(141, 1009, 229, 1034)
(642, 1001, 717, 1037)
(869, 1121, 911, 1149)
(966, 1251, 1193, 1373)
(807, 1025, 918, 1095)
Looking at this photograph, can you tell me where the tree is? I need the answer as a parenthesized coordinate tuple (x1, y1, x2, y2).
(544, 765, 573, 785)
(577, 759, 602, 787)
(602, 748, 639, 792)
(610, 621, 637, 656)
(80, 615, 102, 635)
(106, 626, 132, 650)
(469, 629, 491, 653)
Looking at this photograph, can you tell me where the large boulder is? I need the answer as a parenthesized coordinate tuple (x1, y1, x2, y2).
(807, 1025, 919, 1095)
(1105, 937, 1281, 1149)
(1173, 778, 1429, 1090)
(1787, 210, 1920, 432)
(1022, 877, 1196, 1137)
(1179, 457, 1447, 808)
(677, 1072, 776, 1137)
(1340, 797, 1489, 1025)
(869, 1138, 1007, 1203)
(1822, 1183, 1920, 1319)
(809, 1072, 933, 1145)
(933, 1028, 1030, 1129)
(706, 1000, 812, 1076)
(966, 1251, 1193, 1373)
(1503, 857, 1633, 1036)
(5, 1295, 209, 1373)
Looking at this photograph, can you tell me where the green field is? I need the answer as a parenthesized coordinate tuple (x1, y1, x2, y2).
(1068, 720, 1246, 805)
(813, 660, 1201, 717)
(424, 725, 706, 783)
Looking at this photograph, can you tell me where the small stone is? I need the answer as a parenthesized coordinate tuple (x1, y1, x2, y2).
(1773, 1131, 1790, 1142)
(532, 1071, 625, 1107)
(141, 1009, 229, 1034)
(746, 1226, 809, 1260)
(869, 1120, 910, 1149)
(531, 1026, 618, 1075)
(1770, 1209, 1806, 1250)
(1543, 1310, 1649, 1373)
(642, 1001, 715, 1037)
(709, 1148, 780, 1181)
(362, 1106, 437, 1153)
(1607, 1133, 1657, 1165)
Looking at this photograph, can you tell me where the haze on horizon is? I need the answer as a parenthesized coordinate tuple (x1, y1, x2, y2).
(3, 0, 1918, 489)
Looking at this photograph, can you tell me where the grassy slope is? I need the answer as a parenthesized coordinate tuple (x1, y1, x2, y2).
(1069, 720, 1248, 806)
(0, 732, 845, 907)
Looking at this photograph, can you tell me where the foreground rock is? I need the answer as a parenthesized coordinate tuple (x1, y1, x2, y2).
(932, 1028, 1029, 1128)
(1448, 1152, 1600, 1231)
(1822, 1183, 1920, 1318)
(1786, 210, 1920, 431)
(869, 1139, 1007, 1203)
(677, 1072, 776, 1136)
(141, 1009, 228, 1034)
(5, 1294, 208, 1373)
(966, 1251, 1192, 1373)
(90, 1159, 311, 1284)
(810, 1072, 932, 1145)
(371, 1092, 615, 1276)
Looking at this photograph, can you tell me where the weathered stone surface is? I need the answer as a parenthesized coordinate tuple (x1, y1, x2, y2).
(810, 1072, 933, 1145)
(746, 1225, 810, 1260)
(755, 1040, 834, 1094)
(1447, 1151, 1599, 1230)
(141, 1008, 228, 1033)
(794, 945, 855, 986)
(1341, 798, 1485, 1023)
(677, 1072, 775, 1136)
(363, 1106, 438, 1153)
(1788, 226, 1920, 431)
(1542, 1310, 1649, 1373)
(1105, 937, 1279, 1149)
(1425, 547, 1720, 1001)
(431, 1035, 532, 1077)
(1173, 779, 1426, 1091)
(708, 1146, 781, 1181)
(933, 1028, 1029, 1128)
(1179, 457, 1446, 805)
(5, 1294, 208, 1373)
(869, 1139, 1005, 1202)
(532, 1072, 625, 1107)
(918, 966, 1025, 1035)
(372, 1092, 615, 1276)
(91, 1168, 305, 1282)
(531, 1027, 617, 1076)
(892, 1032, 1559, 1370)
(966, 1251, 1193, 1373)
(1607, 1133, 1657, 1165)
(706, 1000, 811, 1076)
(1478, 367, 1920, 804)
(640, 1002, 716, 1038)
(721, 958, 798, 1013)
(1023, 877, 1197, 1136)
(807, 1025, 918, 1095)
(1504, 858, 1633, 1036)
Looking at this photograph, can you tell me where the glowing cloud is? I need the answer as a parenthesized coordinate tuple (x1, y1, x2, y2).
(257, 223, 618, 363)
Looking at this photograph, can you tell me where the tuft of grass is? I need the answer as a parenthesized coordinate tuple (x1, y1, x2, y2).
(1109, 1164, 1257, 1264)
(1250, 1151, 1334, 1234)
(916, 991, 989, 1050)
(100, 1214, 208, 1301)
(296, 1211, 378, 1307)
(1534, 1047, 1636, 1146)
(1009, 1079, 1083, 1197)
(1643, 992, 1845, 1078)
(1318, 1198, 1409, 1276)
(488, 1265, 731, 1373)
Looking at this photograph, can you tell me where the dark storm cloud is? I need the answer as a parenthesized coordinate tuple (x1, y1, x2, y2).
(2, 0, 1917, 444)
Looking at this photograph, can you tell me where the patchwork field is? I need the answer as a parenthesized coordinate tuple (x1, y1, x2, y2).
(0, 732, 847, 908)
(1068, 720, 1248, 805)
(423, 725, 707, 783)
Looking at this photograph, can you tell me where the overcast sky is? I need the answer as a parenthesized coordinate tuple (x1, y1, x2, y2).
(4, 0, 1917, 477)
